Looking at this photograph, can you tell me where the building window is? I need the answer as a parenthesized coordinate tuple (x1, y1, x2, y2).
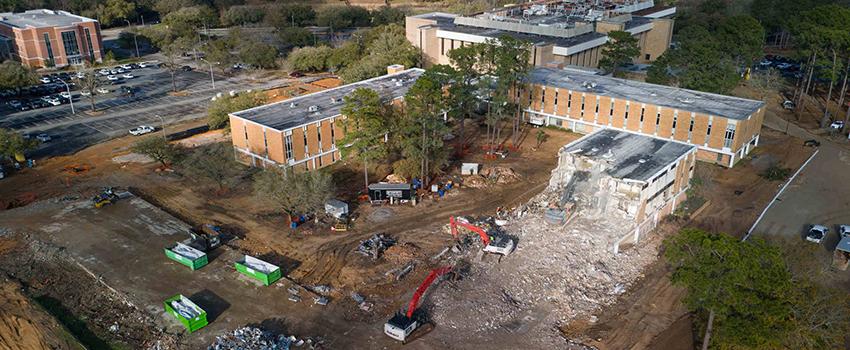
(316, 123, 323, 152)
(706, 121, 712, 145)
(441, 38, 445, 55)
(640, 107, 645, 122)
(303, 127, 309, 157)
(243, 125, 249, 148)
(580, 95, 585, 111)
(624, 102, 629, 121)
(43, 33, 54, 65)
(724, 124, 736, 148)
(610, 100, 614, 117)
(541, 87, 545, 105)
(84, 28, 94, 60)
(330, 121, 336, 145)
(595, 99, 599, 113)
(554, 90, 559, 106)
(645, 54, 651, 60)
(284, 133, 293, 159)
(567, 91, 572, 108)
(61, 31, 80, 57)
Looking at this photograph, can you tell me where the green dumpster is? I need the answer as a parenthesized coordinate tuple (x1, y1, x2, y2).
(235, 255, 282, 286)
(164, 243, 208, 270)
(164, 294, 208, 333)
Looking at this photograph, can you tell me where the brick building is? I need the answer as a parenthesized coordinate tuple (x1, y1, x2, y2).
(551, 128, 697, 253)
(406, 0, 674, 69)
(0, 9, 103, 68)
(523, 67, 765, 167)
(229, 66, 424, 169)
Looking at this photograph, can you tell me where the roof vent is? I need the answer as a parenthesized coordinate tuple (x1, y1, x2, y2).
(649, 92, 657, 97)
(289, 102, 297, 108)
(590, 147, 599, 152)
(308, 105, 319, 112)
(603, 149, 614, 159)
(638, 159, 647, 164)
(678, 97, 694, 104)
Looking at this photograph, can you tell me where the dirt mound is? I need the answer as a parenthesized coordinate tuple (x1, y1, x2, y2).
(463, 174, 488, 188)
(384, 243, 419, 264)
(481, 166, 521, 184)
(0, 279, 80, 350)
(384, 174, 407, 184)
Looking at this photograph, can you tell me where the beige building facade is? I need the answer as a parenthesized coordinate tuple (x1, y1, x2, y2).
(523, 67, 765, 167)
(405, 2, 675, 69)
(0, 9, 103, 68)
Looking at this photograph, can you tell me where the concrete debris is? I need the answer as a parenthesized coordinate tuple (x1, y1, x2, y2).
(384, 242, 418, 263)
(462, 174, 488, 188)
(426, 165, 667, 349)
(351, 292, 373, 312)
(208, 326, 317, 350)
(356, 234, 395, 260)
(384, 173, 407, 184)
(313, 296, 329, 306)
(481, 166, 521, 184)
(310, 285, 331, 295)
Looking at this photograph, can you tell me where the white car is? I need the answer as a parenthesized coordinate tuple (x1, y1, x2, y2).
(129, 125, 155, 136)
(75, 72, 86, 79)
(120, 64, 133, 70)
(59, 91, 71, 99)
(139, 61, 155, 68)
(39, 77, 51, 84)
(99, 69, 110, 75)
(107, 75, 119, 81)
(117, 68, 126, 74)
(110, 69, 118, 75)
(80, 90, 91, 96)
(839, 225, 850, 238)
(36, 133, 51, 142)
(122, 73, 134, 79)
(96, 87, 110, 94)
(46, 99, 61, 106)
(807, 225, 829, 244)
(829, 120, 844, 129)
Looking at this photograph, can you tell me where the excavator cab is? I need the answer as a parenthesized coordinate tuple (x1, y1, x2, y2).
(384, 312, 419, 342)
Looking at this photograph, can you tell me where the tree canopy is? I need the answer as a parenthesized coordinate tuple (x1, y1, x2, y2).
(207, 92, 268, 129)
(253, 168, 334, 217)
(398, 69, 451, 182)
(337, 87, 391, 189)
(132, 137, 178, 167)
(598, 30, 640, 76)
(0, 128, 38, 159)
(180, 143, 244, 191)
(0, 61, 36, 90)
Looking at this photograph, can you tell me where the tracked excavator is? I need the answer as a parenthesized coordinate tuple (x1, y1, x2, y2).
(449, 216, 515, 255)
(384, 266, 453, 343)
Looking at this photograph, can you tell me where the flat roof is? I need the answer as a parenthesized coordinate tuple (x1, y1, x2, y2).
(232, 68, 424, 131)
(529, 67, 764, 120)
(438, 24, 607, 48)
(564, 129, 694, 182)
(0, 9, 95, 28)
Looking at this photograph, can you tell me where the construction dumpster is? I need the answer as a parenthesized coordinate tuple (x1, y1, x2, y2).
(164, 294, 208, 333)
(164, 243, 208, 270)
(235, 255, 282, 286)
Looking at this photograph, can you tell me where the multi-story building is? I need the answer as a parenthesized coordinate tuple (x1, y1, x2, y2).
(406, 0, 675, 69)
(229, 66, 424, 169)
(551, 128, 697, 253)
(0, 9, 103, 68)
(522, 67, 765, 167)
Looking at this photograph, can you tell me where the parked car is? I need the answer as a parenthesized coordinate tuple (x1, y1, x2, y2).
(99, 69, 110, 76)
(120, 64, 133, 70)
(122, 73, 134, 79)
(96, 87, 110, 94)
(39, 77, 51, 84)
(80, 90, 91, 97)
(807, 225, 829, 244)
(829, 120, 844, 129)
(75, 71, 86, 79)
(107, 75, 119, 81)
(129, 125, 155, 136)
(180, 65, 193, 72)
(121, 86, 134, 97)
(8, 100, 21, 109)
(36, 133, 51, 142)
(59, 91, 71, 99)
(839, 225, 850, 238)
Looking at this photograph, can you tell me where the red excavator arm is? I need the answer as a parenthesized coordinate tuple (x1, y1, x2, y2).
(449, 217, 491, 246)
(406, 266, 453, 318)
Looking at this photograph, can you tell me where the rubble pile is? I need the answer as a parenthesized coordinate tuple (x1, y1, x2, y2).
(462, 174, 488, 188)
(208, 327, 316, 350)
(384, 242, 419, 264)
(428, 177, 663, 348)
(481, 166, 521, 184)
(356, 234, 396, 260)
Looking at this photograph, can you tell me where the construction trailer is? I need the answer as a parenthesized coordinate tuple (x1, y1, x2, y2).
(235, 255, 282, 286)
(164, 294, 208, 333)
(368, 183, 413, 203)
(164, 243, 208, 270)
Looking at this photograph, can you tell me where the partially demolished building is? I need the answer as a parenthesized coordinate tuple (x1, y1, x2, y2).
(550, 129, 696, 253)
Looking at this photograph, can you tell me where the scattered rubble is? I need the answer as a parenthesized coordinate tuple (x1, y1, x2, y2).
(481, 166, 521, 184)
(351, 292, 373, 312)
(208, 326, 318, 350)
(384, 242, 419, 263)
(356, 234, 395, 260)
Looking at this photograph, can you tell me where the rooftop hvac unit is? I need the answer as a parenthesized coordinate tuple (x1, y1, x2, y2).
(308, 105, 319, 112)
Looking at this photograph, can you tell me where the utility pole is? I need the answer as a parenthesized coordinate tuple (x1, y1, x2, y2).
(57, 78, 75, 115)
(156, 114, 166, 139)
(200, 58, 215, 89)
(124, 19, 139, 58)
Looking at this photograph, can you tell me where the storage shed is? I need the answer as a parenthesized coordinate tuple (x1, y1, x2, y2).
(368, 183, 413, 202)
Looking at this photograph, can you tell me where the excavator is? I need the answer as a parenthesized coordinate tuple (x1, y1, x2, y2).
(91, 187, 119, 208)
(384, 266, 453, 344)
(449, 217, 515, 255)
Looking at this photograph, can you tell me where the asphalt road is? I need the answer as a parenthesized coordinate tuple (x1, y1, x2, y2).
(0, 65, 283, 157)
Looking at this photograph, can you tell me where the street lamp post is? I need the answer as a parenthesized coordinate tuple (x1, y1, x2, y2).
(155, 114, 166, 139)
(57, 78, 75, 115)
(200, 58, 215, 89)
(125, 19, 140, 58)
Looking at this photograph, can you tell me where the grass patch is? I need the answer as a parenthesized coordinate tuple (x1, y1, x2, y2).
(33, 295, 125, 350)
(760, 165, 791, 181)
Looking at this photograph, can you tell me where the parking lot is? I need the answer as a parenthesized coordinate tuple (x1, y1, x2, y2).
(1, 63, 285, 157)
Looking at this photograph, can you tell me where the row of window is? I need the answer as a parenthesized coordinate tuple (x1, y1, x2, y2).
(41, 29, 96, 65)
(243, 120, 337, 165)
(532, 86, 737, 149)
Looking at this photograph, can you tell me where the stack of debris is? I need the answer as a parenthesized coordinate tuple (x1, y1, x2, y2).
(384, 242, 419, 264)
(208, 327, 317, 349)
(356, 234, 396, 260)
(351, 292, 373, 311)
(481, 166, 521, 184)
